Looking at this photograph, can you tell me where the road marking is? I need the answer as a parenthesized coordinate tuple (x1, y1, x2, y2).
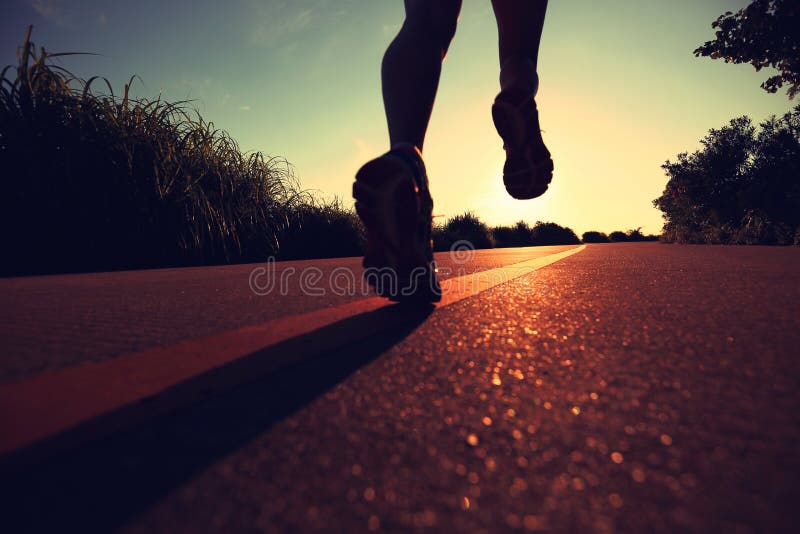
(0, 245, 585, 460)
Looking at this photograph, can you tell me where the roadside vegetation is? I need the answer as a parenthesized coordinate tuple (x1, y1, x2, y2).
(0, 30, 654, 276)
(658, 0, 800, 246)
(0, 29, 370, 275)
(581, 229, 659, 243)
(432, 212, 653, 251)
(653, 108, 800, 245)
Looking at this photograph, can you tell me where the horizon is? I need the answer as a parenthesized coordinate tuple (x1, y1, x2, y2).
(1, 0, 794, 236)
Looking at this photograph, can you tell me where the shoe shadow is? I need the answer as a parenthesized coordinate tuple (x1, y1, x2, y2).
(1, 303, 433, 533)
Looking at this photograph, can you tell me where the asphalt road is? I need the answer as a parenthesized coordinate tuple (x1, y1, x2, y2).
(0, 245, 575, 383)
(2, 243, 799, 532)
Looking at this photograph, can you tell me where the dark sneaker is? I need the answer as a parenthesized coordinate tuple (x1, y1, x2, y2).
(353, 144, 441, 302)
(492, 88, 554, 200)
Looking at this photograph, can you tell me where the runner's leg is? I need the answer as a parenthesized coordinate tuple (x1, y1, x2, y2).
(490, 0, 553, 200)
(382, 0, 462, 151)
(491, 0, 547, 93)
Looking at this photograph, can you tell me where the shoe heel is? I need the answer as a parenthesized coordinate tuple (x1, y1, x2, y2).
(354, 157, 418, 272)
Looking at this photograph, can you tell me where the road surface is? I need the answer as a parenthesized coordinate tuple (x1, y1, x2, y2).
(1, 243, 798, 532)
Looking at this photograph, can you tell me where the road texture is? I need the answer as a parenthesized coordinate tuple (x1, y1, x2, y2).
(2, 243, 799, 532)
(0, 245, 574, 383)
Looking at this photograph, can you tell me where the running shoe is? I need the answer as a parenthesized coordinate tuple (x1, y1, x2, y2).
(492, 88, 554, 200)
(353, 144, 441, 302)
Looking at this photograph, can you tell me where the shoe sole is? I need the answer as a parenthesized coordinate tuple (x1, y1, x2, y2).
(492, 99, 551, 200)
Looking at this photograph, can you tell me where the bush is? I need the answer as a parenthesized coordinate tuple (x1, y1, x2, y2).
(276, 198, 365, 260)
(530, 222, 580, 245)
(0, 28, 303, 275)
(582, 231, 610, 243)
(492, 221, 533, 248)
(433, 212, 494, 251)
(729, 211, 795, 245)
(608, 231, 629, 242)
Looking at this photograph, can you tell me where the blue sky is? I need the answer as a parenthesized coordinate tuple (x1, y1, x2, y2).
(1, 0, 793, 235)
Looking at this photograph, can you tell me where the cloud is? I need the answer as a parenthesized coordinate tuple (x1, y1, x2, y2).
(238, 105, 251, 111)
(247, 0, 346, 48)
(30, 0, 108, 27)
(30, 0, 65, 24)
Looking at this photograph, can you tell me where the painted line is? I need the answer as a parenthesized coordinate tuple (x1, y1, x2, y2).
(0, 245, 585, 459)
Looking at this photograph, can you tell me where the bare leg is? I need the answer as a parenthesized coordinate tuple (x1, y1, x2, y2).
(381, 0, 462, 151)
(491, 0, 547, 94)
(490, 0, 552, 200)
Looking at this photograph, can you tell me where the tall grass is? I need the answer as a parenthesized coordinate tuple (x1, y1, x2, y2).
(1, 28, 302, 275)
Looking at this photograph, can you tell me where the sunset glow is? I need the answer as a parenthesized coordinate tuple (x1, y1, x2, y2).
(1, 0, 791, 235)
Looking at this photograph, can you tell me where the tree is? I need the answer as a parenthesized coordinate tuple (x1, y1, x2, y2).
(694, 0, 800, 98)
(582, 231, 609, 243)
(530, 222, 580, 246)
(492, 221, 533, 248)
(653, 107, 800, 244)
(608, 231, 628, 243)
(433, 212, 494, 251)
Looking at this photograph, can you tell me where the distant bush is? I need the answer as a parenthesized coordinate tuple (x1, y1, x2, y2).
(530, 222, 580, 245)
(492, 221, 533, 248)
(433, 212, 494, 251)
(608, 231, 628, 242)
(582, 231, 610, 243)
(654, 107, 800, 245)
(624, 227, 660, 242)
(276, 198, 365, 260)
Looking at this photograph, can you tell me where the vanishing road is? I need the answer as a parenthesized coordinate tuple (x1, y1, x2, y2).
(1, 243, 798, 532)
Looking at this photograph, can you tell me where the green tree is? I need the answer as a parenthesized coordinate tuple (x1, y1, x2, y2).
(694, 0, 800, 98)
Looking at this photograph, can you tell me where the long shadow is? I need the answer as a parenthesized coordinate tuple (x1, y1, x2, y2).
(1, 303, 432, 533)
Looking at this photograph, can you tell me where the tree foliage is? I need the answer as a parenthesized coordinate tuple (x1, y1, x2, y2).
(493, 221, 533, 248)
(529, 222, 580, 246)
(653, 106, 800, 244)
(581, 231, 609, 243)
(694, 0, 800, 98)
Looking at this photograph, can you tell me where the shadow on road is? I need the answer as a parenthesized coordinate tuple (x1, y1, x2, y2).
(1, 303, 433, 532)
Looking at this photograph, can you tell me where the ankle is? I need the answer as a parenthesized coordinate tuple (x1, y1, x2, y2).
(390, 142, 424, 162)
(499, 56, 539, 96)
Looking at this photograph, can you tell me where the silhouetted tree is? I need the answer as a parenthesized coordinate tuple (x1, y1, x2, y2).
(433, 212, 494, 251)
(608, 231, 628, 243)
(626, 228, 644, 241)
(654, 107, 800, 244)
(493, 221, 533, 247)
(695, 0, 800, 98)
(530, 222, 580, 245)
(582, 231, 609, 243)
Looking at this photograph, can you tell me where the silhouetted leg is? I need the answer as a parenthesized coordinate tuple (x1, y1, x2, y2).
(490, 0, 553, 200)
(381, 0, 462, 151)
(491, 0, 547, 94)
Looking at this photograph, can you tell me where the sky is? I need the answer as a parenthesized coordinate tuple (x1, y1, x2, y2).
(1, 0, 794, 236)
